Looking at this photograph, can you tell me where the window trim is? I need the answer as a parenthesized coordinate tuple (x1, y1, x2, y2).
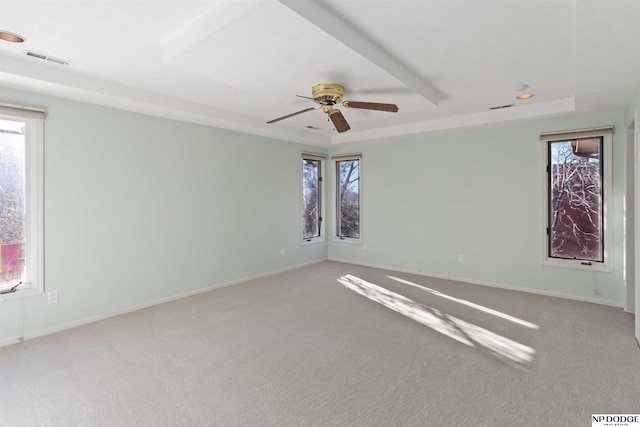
(333, 153, 362, 244)
(301, 153, 325, 245)
(540, 126, 613, 272)
(0, 105, 45, 301)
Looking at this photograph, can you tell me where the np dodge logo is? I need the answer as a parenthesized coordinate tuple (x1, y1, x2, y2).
(592, 415, 640, 426)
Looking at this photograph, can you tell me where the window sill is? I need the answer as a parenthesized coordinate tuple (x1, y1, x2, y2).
(542, 257, 612, 273)
(333, 237, 362, 245)
(302, 237, 324, 246)
(0, 285, 42, 302)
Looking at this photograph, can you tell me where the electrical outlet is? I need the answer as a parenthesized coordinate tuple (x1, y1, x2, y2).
(280, 248, 285, 256)
(47, 290, 59, 304)
(363, 244, 368, 251)
(593, 289, 599, 296)
(458, 254, 464, 263)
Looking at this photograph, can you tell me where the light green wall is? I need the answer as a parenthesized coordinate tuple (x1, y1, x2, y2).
(0, 87, 327, 343)
(328, 111, 627, 305)
(0, 84, 634, 344)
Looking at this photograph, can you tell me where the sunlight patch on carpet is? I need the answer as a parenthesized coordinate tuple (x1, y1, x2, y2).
(339, 274, 535, 369)
(386, 276, 540, 330)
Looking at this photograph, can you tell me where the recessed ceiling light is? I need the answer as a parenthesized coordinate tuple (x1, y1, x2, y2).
(517, 93, 534, 100)
(0, 31, 25, 43)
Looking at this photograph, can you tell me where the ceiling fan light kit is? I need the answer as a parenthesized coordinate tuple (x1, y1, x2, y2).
(267, 83, 399, 133)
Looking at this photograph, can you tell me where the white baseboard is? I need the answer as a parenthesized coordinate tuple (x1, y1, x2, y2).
(0, 258, 327, 348)
(328, 257, 624, 308)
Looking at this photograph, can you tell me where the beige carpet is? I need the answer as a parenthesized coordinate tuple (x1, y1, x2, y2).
(1, 261, 638, 426)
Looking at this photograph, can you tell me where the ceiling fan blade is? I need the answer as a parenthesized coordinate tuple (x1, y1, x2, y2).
(267, 107, 317, 124)
(329, 109, 351, 133)
(296, 94, 314, 100)
(342, 101, 399, 113)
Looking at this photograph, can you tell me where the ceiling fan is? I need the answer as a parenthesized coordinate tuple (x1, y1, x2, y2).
(266, 83, 399, 133)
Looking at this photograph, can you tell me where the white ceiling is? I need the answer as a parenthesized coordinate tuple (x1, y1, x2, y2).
(0, 0, 638, 146)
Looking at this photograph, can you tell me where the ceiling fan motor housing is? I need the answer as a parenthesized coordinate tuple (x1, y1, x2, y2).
(312, 83, 344, 105)
(266, 82, 397, 132)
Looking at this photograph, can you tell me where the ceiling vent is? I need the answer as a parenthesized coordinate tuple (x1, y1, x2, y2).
(24, 50, 70, 66)
(489, 104, 513, 110)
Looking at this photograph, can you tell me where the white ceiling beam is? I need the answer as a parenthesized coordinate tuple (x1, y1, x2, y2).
(278, 0, 439, 107)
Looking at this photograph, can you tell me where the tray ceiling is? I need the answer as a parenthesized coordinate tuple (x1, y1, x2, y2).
(0, 0, 638, 146)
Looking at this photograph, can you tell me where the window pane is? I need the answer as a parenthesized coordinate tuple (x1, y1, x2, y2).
(337, 159, 360, 239)
(303, 158, 320, 239)
(0, 119, 26, 287)
(548, 137, 603, 262)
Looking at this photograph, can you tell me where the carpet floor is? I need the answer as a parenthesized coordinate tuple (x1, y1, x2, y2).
(1, 261, 638, 426)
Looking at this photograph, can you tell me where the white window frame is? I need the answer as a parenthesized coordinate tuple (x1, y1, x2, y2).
(540, 126, 613, 272)
(0, 104, 45, 300)
(333, 153, 362, 244)
(301, 153, 325, 245)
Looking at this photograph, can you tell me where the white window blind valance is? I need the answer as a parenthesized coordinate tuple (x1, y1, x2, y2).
(540, 126, 613, 141)
(0, 104, 46, 121)
(302, 152, 326, 160)
(331, 153, 361, 161)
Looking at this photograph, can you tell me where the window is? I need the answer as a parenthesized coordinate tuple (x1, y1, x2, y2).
(0, 104, 44, 299)
(302, 153, 324, 243)
(541, 126, 612, 271)
(334, 154, 361, 241)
